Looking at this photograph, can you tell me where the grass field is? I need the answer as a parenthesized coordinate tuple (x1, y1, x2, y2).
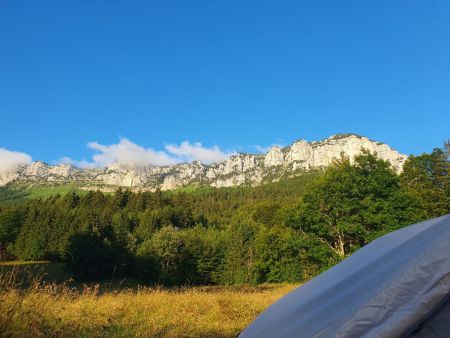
(0, 183, 87, 205)
(0, 261, 71, 285)
(0, 262, 296, 337)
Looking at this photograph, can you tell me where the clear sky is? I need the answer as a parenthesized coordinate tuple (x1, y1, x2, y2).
(0, 1, 449, 167)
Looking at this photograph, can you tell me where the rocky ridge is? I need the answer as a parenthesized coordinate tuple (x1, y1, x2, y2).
(0, 134, 408, 191)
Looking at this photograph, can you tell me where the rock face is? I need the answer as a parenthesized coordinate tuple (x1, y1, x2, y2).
(0, 134, 408, 190)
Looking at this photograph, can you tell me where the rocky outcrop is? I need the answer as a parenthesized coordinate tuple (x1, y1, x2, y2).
(264, 146, 284, 167)
(0, 134, 408, 190)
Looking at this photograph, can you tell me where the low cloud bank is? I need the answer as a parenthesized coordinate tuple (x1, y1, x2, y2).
(0, 148, 32, 173)
(60, 138, 235, 168)
(165, 141, 234, 164)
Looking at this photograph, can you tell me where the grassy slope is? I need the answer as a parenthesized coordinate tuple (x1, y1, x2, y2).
(0, 279, 295, 338)
(0, 183, 87, 205)
(0, 262, 296, 337)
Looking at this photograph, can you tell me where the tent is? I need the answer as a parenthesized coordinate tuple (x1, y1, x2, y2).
(239, 214, 450, 338)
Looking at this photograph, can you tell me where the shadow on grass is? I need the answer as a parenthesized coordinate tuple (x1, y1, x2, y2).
(0, 261, 143, 293)
(1, 260, 290, 295)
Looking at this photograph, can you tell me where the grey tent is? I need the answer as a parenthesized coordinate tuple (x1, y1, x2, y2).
(239, 214, 450, 338)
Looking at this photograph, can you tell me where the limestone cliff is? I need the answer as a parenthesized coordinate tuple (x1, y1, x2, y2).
(0, 134, 408, 190)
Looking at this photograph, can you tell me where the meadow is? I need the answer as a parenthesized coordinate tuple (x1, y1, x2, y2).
(0, 262, 295, 338)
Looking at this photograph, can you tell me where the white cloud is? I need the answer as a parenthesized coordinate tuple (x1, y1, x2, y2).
(58, 138, 234, 168)
(253, 143, 284, 153)
(57, 157, 98, 169)
(59, 138, 176, 168)
(165, 141, 235, 164)
(0, 148, 32, 173)
(88, 138, 177, 167)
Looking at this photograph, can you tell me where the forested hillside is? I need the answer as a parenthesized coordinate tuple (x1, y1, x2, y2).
(0, 146, 448, 286)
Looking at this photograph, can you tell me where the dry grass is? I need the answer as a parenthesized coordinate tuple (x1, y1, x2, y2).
(0, 261, 49, 266)
(0, 268, 296, 338)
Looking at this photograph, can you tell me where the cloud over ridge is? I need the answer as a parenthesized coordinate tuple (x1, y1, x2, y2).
(60, 138, 235, 168)
(165, 141, 234, 164)
(0, 148, 32, 173)
(89, 138, 177, 167)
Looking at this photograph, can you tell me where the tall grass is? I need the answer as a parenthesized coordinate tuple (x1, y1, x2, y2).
(0, 267, 295, 337)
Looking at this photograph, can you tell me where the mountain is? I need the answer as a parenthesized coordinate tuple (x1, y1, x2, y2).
(0, 134, 407, 191)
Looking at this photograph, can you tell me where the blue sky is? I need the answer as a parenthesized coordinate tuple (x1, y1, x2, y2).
(0, 0, 449, 168)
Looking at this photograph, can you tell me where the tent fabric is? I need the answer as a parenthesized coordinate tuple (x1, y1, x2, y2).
(239, 214, 450, 338)
(409, 296, 450, 337)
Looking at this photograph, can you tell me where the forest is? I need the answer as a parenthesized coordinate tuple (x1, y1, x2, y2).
(0, 146, 448, 286)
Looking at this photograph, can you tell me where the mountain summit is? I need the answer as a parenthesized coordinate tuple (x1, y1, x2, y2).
(0, 134, 407, 191)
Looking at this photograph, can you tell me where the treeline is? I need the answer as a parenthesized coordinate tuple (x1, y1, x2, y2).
(0, 145, 448, 285)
